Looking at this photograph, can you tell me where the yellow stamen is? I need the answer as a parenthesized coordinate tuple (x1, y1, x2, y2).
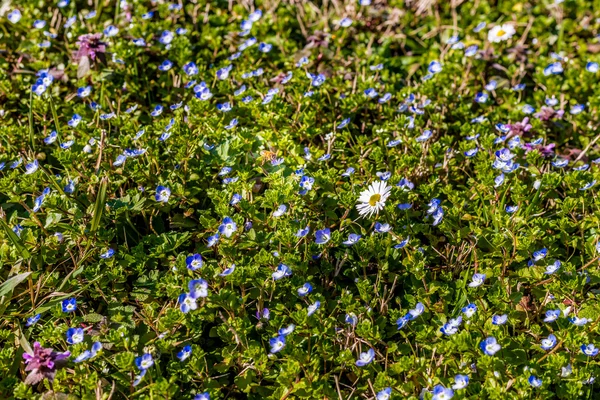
(368, 194, 381, 206)
(496, 29, 506, 37)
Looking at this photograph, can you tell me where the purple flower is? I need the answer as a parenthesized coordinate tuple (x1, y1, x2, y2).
(22, 342, 70, 385)
(74, 33, 107, 62)
(507, 117, 532, 136)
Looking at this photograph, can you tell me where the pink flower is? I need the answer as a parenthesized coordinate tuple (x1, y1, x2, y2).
(74, 33, 106, 62)
(22, 342, 70, 385)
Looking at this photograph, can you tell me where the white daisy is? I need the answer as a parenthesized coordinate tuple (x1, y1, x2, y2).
(488, 24, 516, 43)
(356, 181, 391, 218)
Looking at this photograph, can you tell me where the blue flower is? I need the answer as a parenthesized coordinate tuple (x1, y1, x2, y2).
(375, 387, 391, 400)
(581, 344, 599, 356)
(26, 314, 41, 327)
(355, 348, 375, 367)
(189, 279, 209, 298)
(452, 374, 469, 390)
(570, 316, 589, 326)
(230, 193, 242, 205)
(544, 260, 561, 275)
(345, 313, 358, 326)
(295, 226, 310, 237)
(343, 233, 361, 246)
(218, 217, 237, 238)
(135, 353, 154, 370)
(66, 327, 84, 344)
(492, 314, 507, 325)
(183, 62, 198, 76)
(468, 273, 486, 288)
(431, 385, 454, 400)
(527, 248, 547, 266)
(394, 237, 410, 249)
(299, 176, 315, 195)
(396, 315, 410, 329)
(315, 228, 331, 245)
(544, 309, 560, 322)
(219, 264, 236, 277)
(278, 324, 295, 336)
(186, 254, 203, 271)
(178, 293, 198, 313)
(374, 222, 391, 233)
(341, 167, 355, 177)
(462, 303, 477, 318)
(155, 186, 171, 203)
(541, 334, 557, 351)
(479, 336, 501, 355)
(528, 375, 542, 388)
(505, 205, 518, 214)
(25, 160, 39, 175)
(193, 392, 210, 400)
(207, 233, 220, 247)
(7, 9, 21, 24)
(307, 301, 320, 316)
(100, 248, 115, 259)
(272, 263, 292, 280)
(297, 283, 313, 296)
(427, 198, 444, 226)
(159, 60, 173, 71)
(587, 62, 599, 73)
(397, 304, 420, 322)
(269, 335, 286, 353)
(440, 317, 462, 336)
(62, 298, 77, 313)
(177, 345, 192, 361)
(428, 60, 442, 74)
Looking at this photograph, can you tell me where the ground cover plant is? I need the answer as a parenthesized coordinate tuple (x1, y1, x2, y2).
(2, 0, 600, 398)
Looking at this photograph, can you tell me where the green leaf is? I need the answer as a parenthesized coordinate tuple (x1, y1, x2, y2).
(0, 272, 31, 299)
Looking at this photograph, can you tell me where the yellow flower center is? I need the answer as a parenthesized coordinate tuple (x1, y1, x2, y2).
(368, 194, 381, 206)
(496, 29, 506, 37)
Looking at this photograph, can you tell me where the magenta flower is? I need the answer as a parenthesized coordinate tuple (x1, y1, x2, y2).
(22, 342, 70, 385)
(508, 117, 532, 136)
(74, 33, 107, 62)
(536, 106, 564, 122)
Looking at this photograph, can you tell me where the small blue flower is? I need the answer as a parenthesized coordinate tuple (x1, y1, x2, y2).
(219, 264, 236, 277)
(135, 353, 154, 370)
(315, 228, 331, 245)
(528, 375, 542, 388)
(62, 298, 77, 313)
(541, 334, 557, 351)
(193, 392, 210, 400)
(492, 314, 508, 325)
(544, 260, 561, 275)
(66, 327, 84, 345)
(581, 344, 599, 357)
(307, 301, 320, 316)
(394, 237, 410, 249)
(375, 387, 391, 400)
(100, 248, 115, 259)
(544, 309, 561, 322)
(272, 263, 292, 280)
(230, 193, 242, 205)
(207, 233, 220, 247)
(452, 374, 469, 390)
(355, 348, 375, 367)
(374, 222, 391, 233)
(343, 233, 361, 246)
(480, 336, 501, 355)
(428, 60, 442, 74)
(440, 317, 462, 336)
(178, 293, 198, 313)
(25, 160, 39, 175)
(295, 226, 310, 237)
(431, 385, 454, 400)
(155, 186, 171, 203)
(396, 315, 410, 329)
(269, 335, 286, 353)
(462, 303, 477, 318)
(468, 273, 486, 287)
(570, 316, 589, 326)
(218, 217, 237, 238)
(177, 345, 192, 361)
(26, 314, 41, 327)
(297, 283, 313, 297)
(186, 254, 203, 271)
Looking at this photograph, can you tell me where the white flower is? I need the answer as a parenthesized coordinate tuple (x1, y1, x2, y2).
(488, 24, 516, 43)
(356, 181, 392, 218)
